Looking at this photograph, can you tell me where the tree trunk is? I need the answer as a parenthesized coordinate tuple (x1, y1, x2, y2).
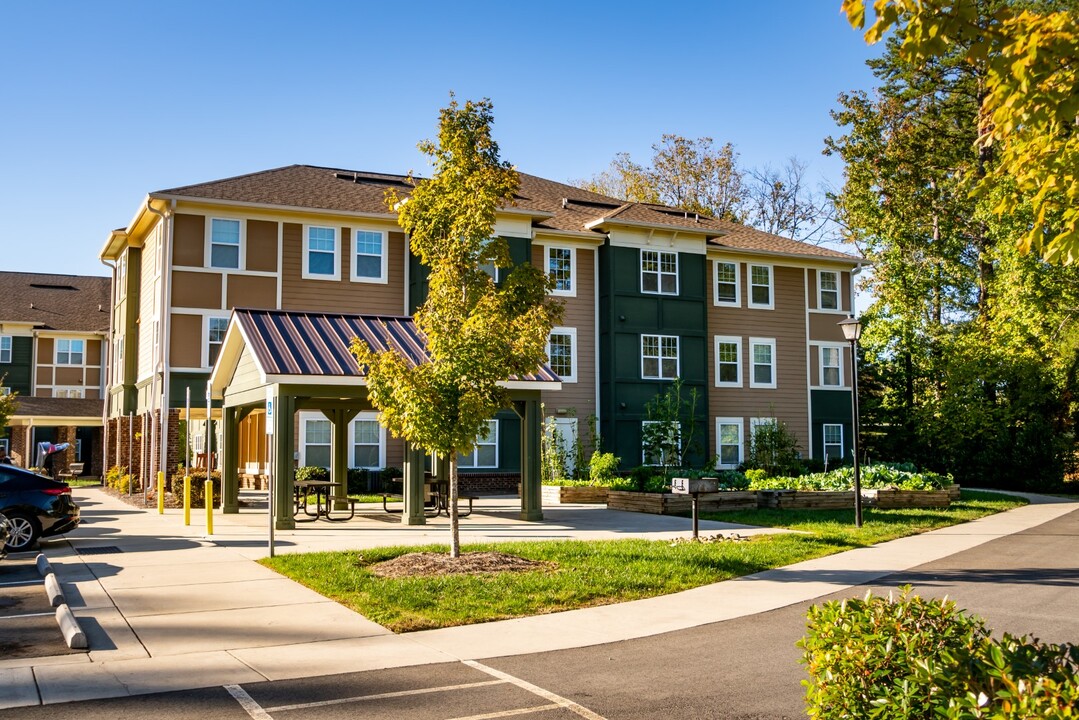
(449, 454, 460, 558)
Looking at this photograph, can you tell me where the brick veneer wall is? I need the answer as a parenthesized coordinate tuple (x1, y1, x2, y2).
(458, 472, 520, 494)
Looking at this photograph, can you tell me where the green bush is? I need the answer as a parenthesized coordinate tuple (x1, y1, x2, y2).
(295, 466, 329, 483)
(105, 465, 139, 493)
(800, 587, 1079, 719)
(750, 464, 952, 492)
(589, 452, 620, 485)
(744, 468, 768, 485)
(166, 469, 221, 508)
(745, 419, 803, 477)
(716, 470, 749, 490)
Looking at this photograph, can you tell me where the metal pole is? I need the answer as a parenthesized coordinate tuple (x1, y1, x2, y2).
(268, 415, 275, 559)
(691, 492, 700, 539)
(127, 411, 133, 495)
(851, 338, 863, 528)
(185, 387, 191, 471)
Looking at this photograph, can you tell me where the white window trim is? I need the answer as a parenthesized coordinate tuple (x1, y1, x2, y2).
(749, 337, 777, 389)
(823, 423, 845, 459)
(349, 226, 390, 284)
(55, 338, 86, 366)
(53, 387, 85, 399)
(547, 417, 579, 475)
(641, 249, 679, 296)
(545, 245, 576, 297)
(459, 419, 499, 468)
(715, 417, 744, 470)
(713, 260, 741, 307)
(819, 344, 845, 388)
(641, 333, 680, 381)
(748, 263, 774, 310)
(547, 327, 578, 383)
(298, 411, 332, 469)
(0, 335, 11, 364)
(749, 416, 778, 450)
(817, 269, 841, 312)
(205, 316, 229, 369)
(0, 438, 8, 453)
(713, 335, 742, 388)
(205, 216, 245, 271)
(642, 420, 681, 466)
(0, 387, 11, 396)
(302, 225, 341, 280)
(349, 412, 386, 469)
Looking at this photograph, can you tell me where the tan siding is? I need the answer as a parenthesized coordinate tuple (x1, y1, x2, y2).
(87, 339, 102, 365)
(170, 314, 203, 367)
(86, 367, 101, 387)
(55, 367, 82, 385)
(386, 436, 404, 470)
(841, 271, 852, 313)
(807, 269, 817, 311)
(226, 275, 276, 309)
(173, 214, 205, 267)
(37, 337, 54, 364)
(246, 220, 278, 272)
(36, 366, 51, 387)
(224, 349, 263, 403)
(707, 263, 809, 454)
(84, 389, 100, 399)
(172, 271, 223, 309)
(38, 388, 53, 398)
(809, 313, 848, 342)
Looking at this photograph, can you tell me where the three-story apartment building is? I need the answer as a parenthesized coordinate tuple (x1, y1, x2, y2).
(100, 165, 861, 488)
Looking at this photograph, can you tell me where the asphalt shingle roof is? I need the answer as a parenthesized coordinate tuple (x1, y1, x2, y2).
(10, 396, 104, 419)
(0, 272, 111, 331)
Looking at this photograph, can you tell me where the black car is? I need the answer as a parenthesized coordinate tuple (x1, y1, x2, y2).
(0, 465, 80, 552)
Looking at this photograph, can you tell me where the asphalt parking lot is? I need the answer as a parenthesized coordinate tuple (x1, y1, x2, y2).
(0, 553, 78, 659)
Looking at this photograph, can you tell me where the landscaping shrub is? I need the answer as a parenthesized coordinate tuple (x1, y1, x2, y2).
(168, 469, 221, 508)
(745, 419, 803, 477)
(295, 465, 329, 483)
(589, 452, 620, 485)
(800, 587, 1079, 719)
(716, 470, 749, 490)
(105, 465, 139, 493)
(750, 464, 952, 492)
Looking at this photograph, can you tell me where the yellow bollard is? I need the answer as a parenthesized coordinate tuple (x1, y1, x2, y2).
(183, 475, 191, 526)
(205, 478, 214, 535)
(157, 471, 165, 514)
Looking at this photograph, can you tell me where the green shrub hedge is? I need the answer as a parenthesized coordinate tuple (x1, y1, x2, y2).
(800, 587, 1079, 718)
(750, 464, 952, 492)
(167, 469, 221, 508)
(104, 465, 140, 493)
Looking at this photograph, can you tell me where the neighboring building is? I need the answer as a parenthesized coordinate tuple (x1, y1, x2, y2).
(99, 165, 862, 489)
(0, 272, 111, 475)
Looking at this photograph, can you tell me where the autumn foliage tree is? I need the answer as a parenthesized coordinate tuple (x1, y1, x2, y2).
(352, 97, 561, 557)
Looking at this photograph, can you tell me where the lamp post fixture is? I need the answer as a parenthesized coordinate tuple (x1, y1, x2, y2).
(838, 315, 863, 528)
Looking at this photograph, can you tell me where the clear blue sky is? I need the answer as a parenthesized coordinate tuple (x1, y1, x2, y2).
(0, 1, 880, 277)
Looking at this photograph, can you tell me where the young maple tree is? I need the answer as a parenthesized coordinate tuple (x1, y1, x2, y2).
(352, 97, 561, 557)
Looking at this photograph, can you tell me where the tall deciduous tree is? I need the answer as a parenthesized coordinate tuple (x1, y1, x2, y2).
(352, 97, 562, 557)
(746, 157, 833, 243)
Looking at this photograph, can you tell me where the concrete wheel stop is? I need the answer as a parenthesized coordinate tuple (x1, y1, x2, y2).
(35, 552, 88, 650)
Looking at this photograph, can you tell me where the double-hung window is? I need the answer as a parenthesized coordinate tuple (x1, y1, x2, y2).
(642, 334, 679, 380)
(714, 261, 739, 306)
(749, 338, 776, 388)
(301, 413, 331, 468)
(351, 413, 384, 469)
(0, 336, 11, 363)
(547, 328, 577, 382)
(749, 264, 773, 308)
(547, 246, 574, 296)
(823, 423, 844, 459)
(304, 226, 338, 279)
(352, 228, 387, 282)
(714, 336, 741, 387)
(715, 418, 743, 469)
(820, 346, 842, 387)
(819, 270, 839, 310)
(459, 420, 498, 468)
(54, 387, 84, 399)
(641, 250, 678, 294)
(210, 218, 241, 269)
(207, 317, 228, 367)
(56, 339, 84, 366)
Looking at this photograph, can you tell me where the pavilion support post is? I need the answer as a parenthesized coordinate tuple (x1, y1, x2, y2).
(328, 408, 359, 510)
(520, 398, 543, 521)
(222, 406, 240, 514)
(402, 441, 426, 526)
(273, 393, 296, 530)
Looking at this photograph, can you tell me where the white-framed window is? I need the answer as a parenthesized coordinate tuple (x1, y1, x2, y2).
(0, 335, 11, 363)
(209, 218, 241, 269)
(117, 252, 127, 299)
(0, 438, 7, 454)
(715, 417, 743, 469)
(1, 387, 11, 396)
(459, 419, 498, 468)
(207, 317, 229, 367)
(547, 327, 577, 383)
(55, 339, 85, 366)
(641, 334, 679, 380)
(748, 264, 773, 309)
(819, 270, 840, 310)
(479, 237, 501, 282)
(350, 412, 385, 469)
(75, 438, 83, 462)
(303, 225, 339, 279)
(641, 249, 678, 295)
(351, 227, 388, 283)
(714, 335, 742, 387)
(820, 346, 842, 387)
(749, 338, 777, 388)
(53, 387, 85, 399)
(749, 416, 778, 450)
(823, 423, 844, 459)
(300, 412, 332, 468)
(547, 246, 575, 296)
(642, 420, 680, 466)
(714, 260, 740, 306)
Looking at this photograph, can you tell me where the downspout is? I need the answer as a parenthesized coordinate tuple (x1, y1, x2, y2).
(145, 200, 175, 480)
(100, 256, 116, 475)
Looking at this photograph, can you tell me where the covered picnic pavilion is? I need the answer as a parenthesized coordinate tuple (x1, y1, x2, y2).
(208, 308, 561, 530)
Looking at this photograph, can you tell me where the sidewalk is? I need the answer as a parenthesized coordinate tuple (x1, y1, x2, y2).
(1, 487, 1075, 708)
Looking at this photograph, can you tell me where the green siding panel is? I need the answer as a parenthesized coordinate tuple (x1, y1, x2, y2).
(810, 389, 854, 460)
(1, 336, 33, 396)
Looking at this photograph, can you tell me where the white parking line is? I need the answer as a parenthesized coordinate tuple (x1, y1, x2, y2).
(0, 612, 55, 619)
(225, 684, 275, 720)
(263, 679, 507, 713)
(463, 660, 608, 720)
(445, 705, 561, 719)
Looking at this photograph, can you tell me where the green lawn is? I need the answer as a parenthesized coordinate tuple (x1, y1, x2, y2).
(260, 490, 1024, 633)
(66, 478, 103, 488)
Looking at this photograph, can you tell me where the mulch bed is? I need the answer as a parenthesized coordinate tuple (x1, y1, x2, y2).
(100, 485, 182, 509)
(369, 551, 556, 578)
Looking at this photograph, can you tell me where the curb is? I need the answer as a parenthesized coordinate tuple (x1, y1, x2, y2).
(55, 604, 87, 650)
(44, 572, 66, 607)
(35, 553, 53, 577)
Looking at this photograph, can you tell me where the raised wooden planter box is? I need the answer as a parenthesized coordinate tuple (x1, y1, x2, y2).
(607, 490, 757, 515)
(756, 490, 855, 510)
(866, 488, 951, 508)
(945, 484, 961, 501)
(541, 485, 609, 504)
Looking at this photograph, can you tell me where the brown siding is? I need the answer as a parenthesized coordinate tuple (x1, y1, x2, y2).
(173, 214, 205, 267)
(86, 368, 101, 386)
(386, 437, 404, 470)
(87, 339, 102, 365)
(707, 263, 809, 454)
(807, 269, 817, 311)
(809, 312, 848, 343)
(38, 337, 53, 364)
(246, 220, 278, 272)
(281, 223, 406, 314)
(227, 275, 277, 310)
(55, 367, 82, 385)
(36, 367, 52, 386)
(172, 271, 223, 309)
(85, 389, 100, 399)
(170, 314, 203, 368)
(37, 388, 52, 398)
(841, 271, 852, 313)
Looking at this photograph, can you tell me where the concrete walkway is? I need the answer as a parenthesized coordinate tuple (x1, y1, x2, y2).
(1, 487, 1075, 708)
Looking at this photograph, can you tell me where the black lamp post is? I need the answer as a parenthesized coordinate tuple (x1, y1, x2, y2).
(838, 315, 863, 528)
